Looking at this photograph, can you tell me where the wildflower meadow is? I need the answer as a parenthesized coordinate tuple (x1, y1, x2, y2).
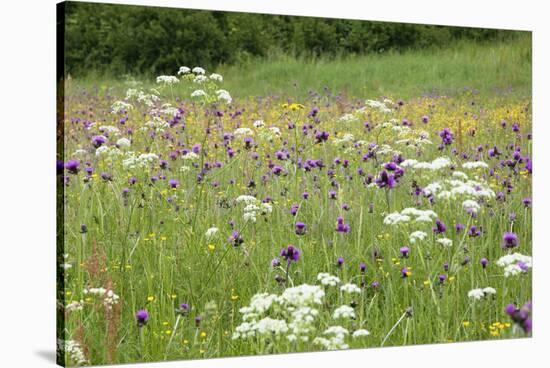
(56, 6, 532, 366)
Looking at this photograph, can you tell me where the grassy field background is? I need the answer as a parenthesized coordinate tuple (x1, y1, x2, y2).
(71, 35, 531, 100)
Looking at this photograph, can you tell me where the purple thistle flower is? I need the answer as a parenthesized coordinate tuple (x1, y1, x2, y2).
(280, 245, 300, 263)
(169, 179, 179, 189)
(455, 223, 465, 233)
(177, 303, 190, 315)
(336, 257, 345, 267)
(91, 135, 107, 148)
(371, 281, 380, 289)
(100, 172, 112, 181)
(400, 246, 410, 258)
(375, 170, 395, 189)
(295, 222, 307, 235)
(401, 267, 410, 278)
(335, 216, 351, 233)
(360, 262, 367, 273)
(135, 309, 149, 327)
(271, 258, 281, 268)
(433, 219, 447, 234)
(468, 226, 481, 237)
(272, 165, 285, 176)
(438, 274, 447, 284)
(438, 128, 454, 146)
(195, 316, 203, 327)
(228, 231, 243, 247)
(502, 232, 519, 249)
(443, 262, 449, 272)
(65, 159, 80, 174)
(329, 190, 337, 199)
(422, 115, 429, 124)
(522, 198, 531, 207)
(315, 131, 329, 143)
(302, 191, 309, 200)
(480, 258, 488, 269)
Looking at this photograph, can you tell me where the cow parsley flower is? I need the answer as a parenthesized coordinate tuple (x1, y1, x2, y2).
(178, 66, 191, 75)
(436, 238, 453, 247)
(191, 89, 207, 98)
(210, 73, 223, 82)
(352, 329, 370, 338)
(192, 66, 206, 74)
(409, 231, 428, 243)
(317, 272, 341, 287)
(333, 305, 355, 319)
(468, 287, 496, 300)
(205, 227, 219, 238)
(340, 283, 361, 294)
(156, 75, 179, 85)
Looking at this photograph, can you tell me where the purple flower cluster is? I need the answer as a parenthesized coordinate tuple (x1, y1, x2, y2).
(505, 301, 532, 333)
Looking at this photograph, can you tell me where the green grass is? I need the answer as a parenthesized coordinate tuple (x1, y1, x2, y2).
(71, 35, 531, 100)
(59, 37, 532, 366)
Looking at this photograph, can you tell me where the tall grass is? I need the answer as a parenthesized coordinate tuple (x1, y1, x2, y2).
(72, 35, 531, 100)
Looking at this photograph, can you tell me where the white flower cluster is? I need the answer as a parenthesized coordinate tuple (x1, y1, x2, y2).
(111, 100, 133, 113)
(233, 285, 324, 341)
(125, 88, 160, 107)
(98, 125, 120, 135)
(95, 145, 122, 159)
(280, 284, 325, 307)
(340, 283, 361, 294)
(116, 137, 131, 149)
(467, 287, 496, 300)
(365, 99, 392, 113)
(496, 253, 532, 277)
(182, 152, 199, 161)
(59, 339, 88, 366)
(352, 329, 371, 338)
(423, 178, 495, 200)
(210, 73, 223, 82)
(256, 125, 281, 142)
(314, 326, 350, 350)
(333, 305, 355, 319)
(234, 127, 254, 137)
(235, 195, 273, 223)
(462, 161, 489, 170)
(65, 300, 84, 312)
(400, 157, 451, 170)
(205, 227, 219, 239)
(193, 74, 208, 84)
(317, 272, 341, 287)
(122, 152, 159, 170)
(339, 114, 359, 124)
(83, 287, 120, 310)
(191, 89, 207, 98)
(409, 231, 428, 244)
(192, 66, 205, 74)
(216, 89, 232, 104)
(178, 66, 191, 75)
(233, 282, 367, 347)
(384, 208, 437, 225)
(332, 133, 355, 146)
(143, 117, 170, 133)
(436, 238, 453, 247)
(462, 199, 481, 214)
(156, 75, 179, 85)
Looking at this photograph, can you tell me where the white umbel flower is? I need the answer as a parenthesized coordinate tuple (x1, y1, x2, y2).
(352, 329, 370, 338)
(333, 305, 356, 319)
(192, 66, 206, 74)
(340, 283, 361, 294)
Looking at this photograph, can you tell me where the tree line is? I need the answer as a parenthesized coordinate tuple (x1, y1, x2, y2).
(62, 2, 526, 77)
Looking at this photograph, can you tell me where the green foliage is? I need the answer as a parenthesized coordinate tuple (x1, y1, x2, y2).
(62, 1, 529, 77)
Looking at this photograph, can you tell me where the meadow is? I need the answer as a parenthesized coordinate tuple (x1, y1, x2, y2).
(58, 38, 532, 366)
